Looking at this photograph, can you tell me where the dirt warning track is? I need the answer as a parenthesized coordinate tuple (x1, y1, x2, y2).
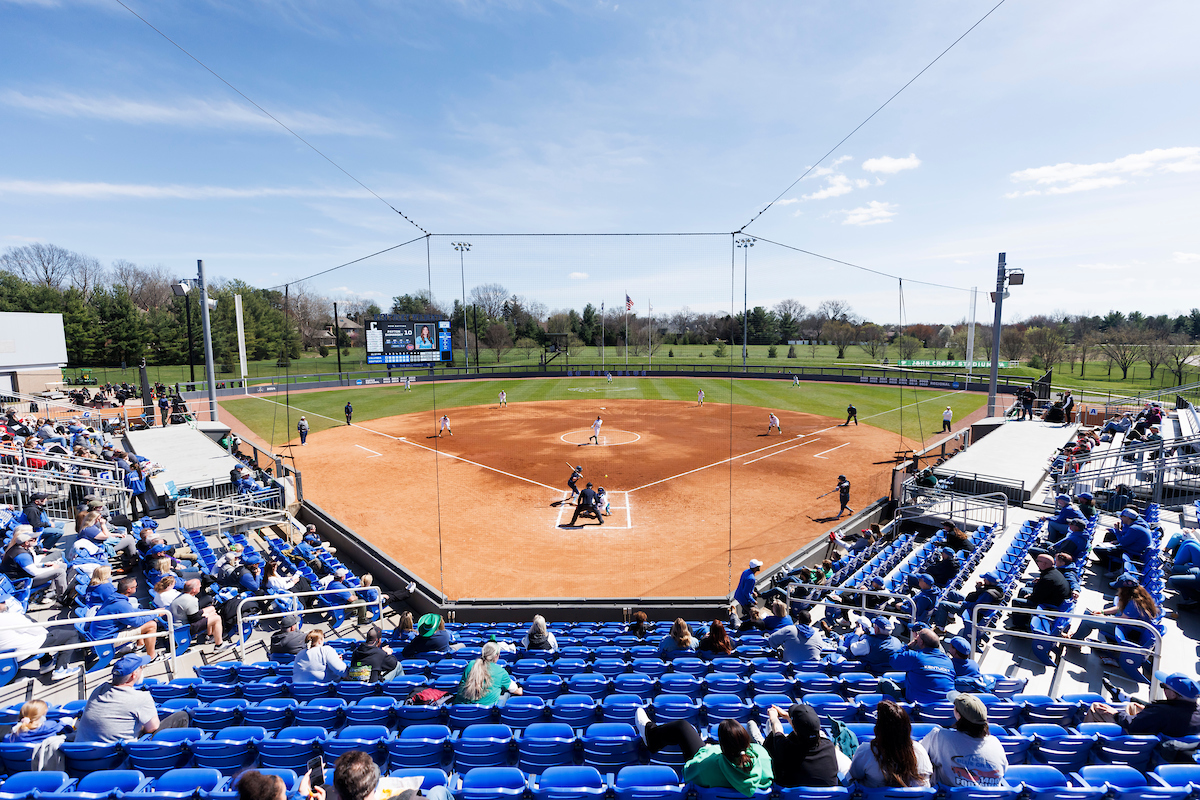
(268, 399, 902, 600)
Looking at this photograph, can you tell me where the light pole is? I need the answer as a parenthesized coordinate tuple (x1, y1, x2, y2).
(986, 252, 1024, 417)
(172, 280, 197, 384)
(735, 237, 755, 369)
(197, 260, 219, 421)
(452, 242, 471, 370)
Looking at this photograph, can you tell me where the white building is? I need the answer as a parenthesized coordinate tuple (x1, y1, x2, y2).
(0, 312, 68, 395)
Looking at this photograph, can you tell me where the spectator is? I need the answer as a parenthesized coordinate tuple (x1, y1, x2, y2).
(1076, 492, 1098, 520)
(767, 608, 830, 663)
(326, 567, 369, 624)
(264, 559, 302, 594)
(124, 460, 150, 521)
(89, 577, 163, 660)
(698, 620, 736, 656)
(734, 559, 762, 615)
(454, 641, 523, 704)
(1056, 553, 1081, 600)
(292, 629, 346, 683)
(627, 610, 650, 638)
(1104, 484, 1133, 513)
(348, 625, 403, 682)
(271, 616, 305, 656)
(1094, 508, 1153, 572)
(1012, 553, 1072, 630)
(393, 611, 415, 643)
(401, 613, 457, 658)
(328, 749, 454, 800)
(934, 571, 1004, 634)
(82, 566, 117, 607)
(634, 711, 774, 795)
(236, 770, 288, 800)
(762, 703, 839, 787)
(889, 629, 956, 704)
(921, 694, 1008, 786)
(77, 513, 138, 568)
(152, 575, 182, 610)
(238, 561, 263, 593)
(0, 600, 82, 679)
(658, 618, 699, 658)
(1030, 518, 1091, 561)
(845, 616, 903, 675)
(1040, 494, 1085, 539)
(36, 421, 70, 448)
(521, 614, 559, 652)
(939, 521, 976, 554)
(73, 654, 189, 742)
(1101, 413, 1133, 436)
(214, 543, 244, 582)
(944, 637, 985, 687)
(922, 548, 959, 589)
(900, 573, 942, 630)
(170, 579, 227, 650)
(1066, 572, 1159, 646)
(19, 493, 65, 551)
(849, 699, 932, 787)
(761, 598, 792, 632)
(1084, 671, 1200, 736)
(1, 528, 68, 602)
(4, 699, 72, 743)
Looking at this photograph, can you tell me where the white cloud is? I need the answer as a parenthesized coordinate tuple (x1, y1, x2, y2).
(862, 153, 921, 174)
(1008, 147, 1200, 195)
(1173, 252, 1200, 264)
(0, 178, 372, 200)
(1076, 261, 1142, 271)
(568, 271, 589, 279)
(841, 200, 897, 226)
(0, 90, 385, 137)
(775, 198, 799, 206)
(802, 173, 853, 201)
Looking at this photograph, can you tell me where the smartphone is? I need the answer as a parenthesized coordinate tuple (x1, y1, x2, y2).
(308, 756, 325, 788)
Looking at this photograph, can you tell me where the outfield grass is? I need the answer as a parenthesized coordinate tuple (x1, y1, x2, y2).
(220, 376, 988, 449)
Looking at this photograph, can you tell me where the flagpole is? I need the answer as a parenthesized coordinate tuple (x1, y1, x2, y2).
(625, 305, 628, 367)
(648, 300, 652, 371)
(600, 301, 605, 369)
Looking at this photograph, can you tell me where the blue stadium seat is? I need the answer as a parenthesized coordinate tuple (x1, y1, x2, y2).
(670, 658, 708, 677)
(631, 659, 671, 679)
(702, 694, 753, 724)
(241, 698, 299, 733)
(749, 673, 791, 696)
(1152, 765, 1200, 789)
(454, 724, 515, 772)
(658, 674, 703, 699)
(524, 675, 566, 701)
(336, 681, 377, 703)
(500, 696, 548, 729)
(0, 771, 71, 800)
(190, 726, 267, 772)
(613, 673, 657, 700)
(776, 788, 852, 800)
(323, 725, 393, 766)
(448, 704, 498, 730)
(124, 728, 207, 777)
(581, 723, 639, 771)
(387, 724, 451, 770)
(692, 785, 772, 800)
(592, 658, 629, 678)
(395, 703, 447, 725)
(390, 769, 450, 791)
(849, 787, 936, 800)
(288, 682, 335, 702)
(190, 698, 249, 733)
(459, 767, 529, 800)
(554, 659, 592, 679)
(706, 673, 749, 698)
(602, 694, 645, 725)
(61, 740, 125, 777)
(613, 765, 686, 800)
(652, 695, 701, 726)
(293, 698, 346, 728)
(531, 766, 607, 800)
(242, 680, 289, 703)
(518, 723, 578, 774)
(133, 768, 227, 800)
(794, 673, 842, 695)
(59, 769, 149, 800)
(550, 695, 598, 727)
(1092, 735, 1161, 769)
(513, 660, 550, 680)
(568, 674, 612, 700)
(1070, 764, 1186, 800)
(916, 702, 958, 726)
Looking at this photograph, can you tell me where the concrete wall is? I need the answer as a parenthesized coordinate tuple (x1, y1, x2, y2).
(0, 312, 68, 394)
(13, 367, 66, 395)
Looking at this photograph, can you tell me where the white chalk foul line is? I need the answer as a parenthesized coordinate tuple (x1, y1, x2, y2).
(743, 438, 820, 465)
(355, 444, 383, 458)
(248, 394, 559, 492)
(628, 435, 816, 493)
(813, 442, 851, 459)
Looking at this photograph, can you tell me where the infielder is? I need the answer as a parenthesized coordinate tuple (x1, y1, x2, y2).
(563, 465, 584, 504)
(835, 475, 853, 519)
(792, 375, 799, 387)
(589, 415, 603, 445)
(499, 390, 507, 408)
(697, 389, 705, 407)
(842, 403, 858, 426)
(767, 413, 781, 435)
(344, 402, 353, 425)
(438, 414, 452, 437)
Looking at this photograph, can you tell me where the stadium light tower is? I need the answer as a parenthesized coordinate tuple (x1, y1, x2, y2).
(452, 242, 472, 370)
(987, 252, 1025, 418)
(735, 237, 756, 369)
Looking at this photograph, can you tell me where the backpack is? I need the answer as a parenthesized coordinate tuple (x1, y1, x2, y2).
(405, 687, 451, 707)
(829, 718, 859, 758)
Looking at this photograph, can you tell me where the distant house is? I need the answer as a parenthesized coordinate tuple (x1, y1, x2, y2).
(324, 317, 363, 345)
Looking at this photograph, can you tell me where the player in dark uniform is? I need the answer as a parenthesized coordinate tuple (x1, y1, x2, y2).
(344, 402, 353, 425)
(559, 465, 584, 506)
(835, 475, 853, 519)
(842, 403, 858, 426)
(568, 482, 604, 527)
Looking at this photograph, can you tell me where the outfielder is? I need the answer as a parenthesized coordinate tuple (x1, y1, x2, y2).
(499, 390, 507, 408)
(438, 414, 452, 437)
(835, 475, 853, 519)
(767, 413, 781, 435)
(606, 372, 612, 384)
(404, 376, 411, 391)
(589, 415, 603, 445)
(697, 389, 705, 407)
(792, 375, 799, 387)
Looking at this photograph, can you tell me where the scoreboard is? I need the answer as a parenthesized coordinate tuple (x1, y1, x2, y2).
(364, 314, 453, 365)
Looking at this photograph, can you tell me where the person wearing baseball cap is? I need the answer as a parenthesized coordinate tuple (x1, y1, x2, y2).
(762, 703, 839, 787)
(1094, 508, 1153, 573)
(270, 615, 305, 657)
(845, 615, 902, 675)
(945, 636, 983, 682)
(1011, 553, 1072, 632)
(1030, 516, 1090, 561)
(934, 571, 1005, 636)
(890, 628, 955, 704)
(1075, 492, 1097, 519)
(73, 654, 189, 742)
(18, 491, 65, 552)
(1039, 494, 1084, 539)
(1083, 672, 1200, 736)
(401, 613, 455, 658)
(734, 560, 763, 614)
(921, 693, 1009, 786)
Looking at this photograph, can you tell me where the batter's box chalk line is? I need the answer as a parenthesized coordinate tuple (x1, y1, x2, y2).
(552, 490, 632, 530)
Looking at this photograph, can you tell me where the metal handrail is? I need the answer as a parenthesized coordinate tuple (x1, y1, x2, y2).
(0, 607, 177, 676)
(233, 586, 385, 659)
(769, 580, 918, 623)
(897, 492, 1009, 532)
(0, 463, 134, 517)
(968, 602, 1163, 695)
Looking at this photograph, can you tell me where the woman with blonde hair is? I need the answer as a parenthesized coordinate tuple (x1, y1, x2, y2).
(153, 574, 182, 609)
(521, 614, 559, 652)
(395, 611, 415, 641)
(4, 700, 72, 743)
(455, 641, 523, 705)
(658, 617, 698, 658)
(292, 629, 346, 684)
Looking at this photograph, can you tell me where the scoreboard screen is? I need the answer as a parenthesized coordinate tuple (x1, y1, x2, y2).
(364, 314, 452, 365)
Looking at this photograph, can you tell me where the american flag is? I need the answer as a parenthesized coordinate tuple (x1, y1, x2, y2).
(625, 294, 633, 311)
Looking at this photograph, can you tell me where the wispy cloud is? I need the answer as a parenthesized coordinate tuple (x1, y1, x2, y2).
(1173, 252, 1200, 264)
(568, 271, 589, 279)
(802, 173, 853, 201)
(862, 153, 921, 174)
(0, 178, 373, 200)
(1009, 147, 1200, 196)
(841, 200, 897, 226)
(0, 90, 385, 137)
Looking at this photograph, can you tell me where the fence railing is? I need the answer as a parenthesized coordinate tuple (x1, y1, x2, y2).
(1, 389, 133, 428)
(0, 463, 132, 519)
(925, 469, 1028, 505)
(0, 444, 127, 482)
(968, 603, 1162, 695)
(771, 580, 918, 623)
(176, 494, 288, 537)
(896, 491, 1009, 532)
(1059, 445, 1200, 506)
(0, 607, 178, 680)
(233, 586, 385, 660)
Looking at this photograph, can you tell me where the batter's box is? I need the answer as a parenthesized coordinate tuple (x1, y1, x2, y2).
(553, 490, 633, 530)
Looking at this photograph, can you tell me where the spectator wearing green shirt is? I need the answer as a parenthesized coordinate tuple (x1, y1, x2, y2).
(454, 641, 523, 705)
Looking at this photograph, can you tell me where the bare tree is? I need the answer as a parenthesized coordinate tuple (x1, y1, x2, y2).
(287, 282, 332, 350)
(1000, 327, 1028, 362)
(1077, 331, 1100, 378)
(484, 322, 513, 363)
(895, 334, 922, 360)
(775, 298, 807, 320)
(470, 283, 509, 320)
(1144, 337, 1173, 381)
(1, 243, 84, 289)
(857, 323, 888, 359)
(516, 337, 539, 360)
(1167, 335, 1199, 385)
(1099, 327, 1146, 379)
(111, 260, 175, 309)
(670, 306, 697, 336)
(1025, 326, 1067, 370)
(821, 320, 857, 359)
(69, 255, 108, 298)
(816, 299, 854, 323)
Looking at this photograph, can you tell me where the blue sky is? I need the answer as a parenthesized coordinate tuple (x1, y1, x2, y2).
(2, 0, 1198, 325)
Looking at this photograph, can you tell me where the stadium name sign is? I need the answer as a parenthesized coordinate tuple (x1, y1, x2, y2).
(897, 360, 1017, 368)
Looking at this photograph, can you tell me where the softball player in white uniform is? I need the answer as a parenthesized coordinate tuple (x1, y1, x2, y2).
(768, 413, 781, 434)
(589, 416, 603, 445)
(439, 415, 452, 436)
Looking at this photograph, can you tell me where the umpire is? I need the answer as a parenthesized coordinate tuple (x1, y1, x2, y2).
(569, 482, 604, 526)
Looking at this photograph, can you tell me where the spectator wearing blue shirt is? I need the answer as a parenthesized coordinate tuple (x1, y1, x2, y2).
(1101, 413, 1133, 436)
(946, 637, 981, 678)
(401, 613, 460, 658)
(1, 528, 68, 601)
(905, 574, 941, 631)
(1067, 572, 1159, 646)
(1056, 553, 1081, 598)
(4, 700, 72, 744)
(890, 629, 956, 704)
(761, 598, 793, 632)
(89, 576, 163, 660)
(734, 559, 762, 615)
(1041, 494, 1085, 538)
(1095, 508, 1154, 572)
(1031, 517, 1091, 561)
(238, 561, 263, 593)
(845, 616, 903, 674)
(657, 618, 699, 658)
